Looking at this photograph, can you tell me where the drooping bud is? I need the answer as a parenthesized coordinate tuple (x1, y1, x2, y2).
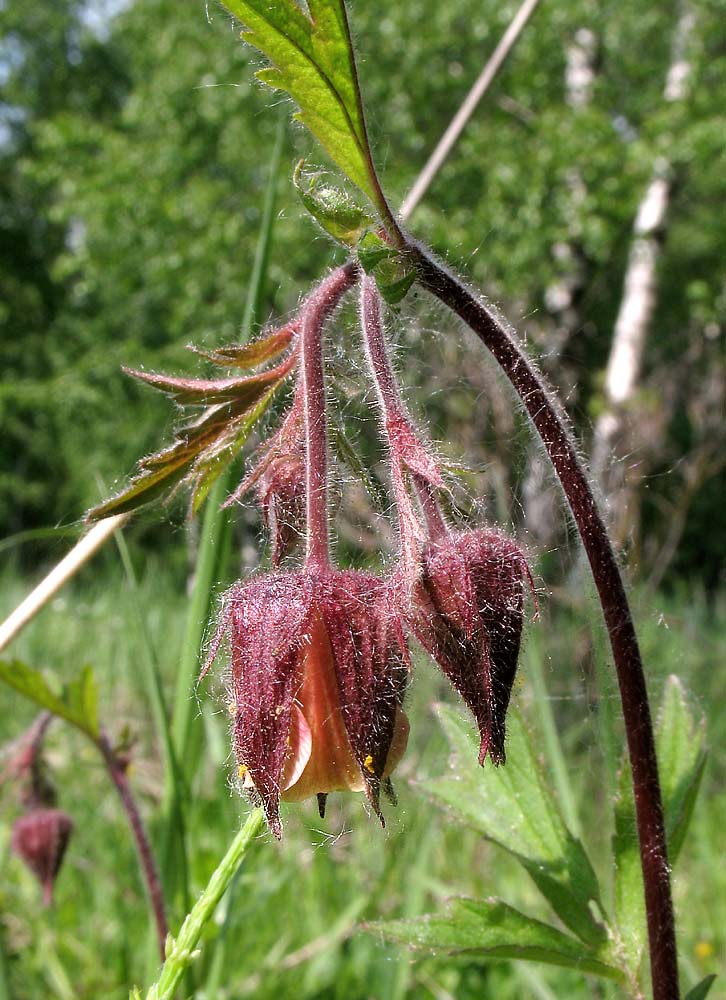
(205, 568, 410, 837)
(409, 528, 533, 766)
(257, 453, 306, 564)
(11, 807, 74, 906)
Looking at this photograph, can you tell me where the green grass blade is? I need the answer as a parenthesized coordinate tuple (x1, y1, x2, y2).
(169, 113, 284, 778)
(156, 118, 284, 928)
(524, 631, 582, 838)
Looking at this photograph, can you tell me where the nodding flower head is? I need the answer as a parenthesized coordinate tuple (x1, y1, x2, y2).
(205, 568, 410, 838)
(11, 807, 73, 906)
(409, 528, 533, 767)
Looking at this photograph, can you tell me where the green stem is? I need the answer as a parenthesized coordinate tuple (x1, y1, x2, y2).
(143, 809, 265, 1000)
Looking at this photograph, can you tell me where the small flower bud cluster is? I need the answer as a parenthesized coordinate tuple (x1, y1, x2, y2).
(2, 714, 73, 905)
(203, 267, 534, 837)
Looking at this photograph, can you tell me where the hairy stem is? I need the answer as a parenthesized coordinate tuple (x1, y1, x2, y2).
(301, 263, 359, 571)
(409, 241, 678, 999)
(360, 277, 422, 561)
(97, 730, 168, 960)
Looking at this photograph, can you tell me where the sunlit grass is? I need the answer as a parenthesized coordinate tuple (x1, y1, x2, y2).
(1, 557, 723, 998)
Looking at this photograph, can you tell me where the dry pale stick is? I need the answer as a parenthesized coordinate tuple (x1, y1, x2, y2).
(399, 0, 543, 222)
(0, 513, 129, 653)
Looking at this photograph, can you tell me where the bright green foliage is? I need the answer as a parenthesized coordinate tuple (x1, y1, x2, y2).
(293, 162, 372, 245)
(371, 898, 625, 983)
(0, 660, 99, 740)
(425, 705, 606, 948)
(373, 674, 712, 989)
(613, 674, 707, 975)
(220, 0, 380, 209)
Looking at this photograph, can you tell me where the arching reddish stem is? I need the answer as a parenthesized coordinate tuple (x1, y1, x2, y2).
(408, 240, 678, 1000)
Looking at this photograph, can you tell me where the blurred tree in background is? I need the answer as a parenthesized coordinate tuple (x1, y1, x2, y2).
(1, 0, 724, 588)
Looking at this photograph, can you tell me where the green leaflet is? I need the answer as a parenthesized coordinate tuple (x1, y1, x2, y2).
(370, 898, 625, 983)
(0, 660, 99, 741)
(222, 0, 379, 209)
(293, 161, 372, 245)
(426, 705, 607, 949)
(357, 230, 416, 304)
(684, 975, 717, 1000)
(613, 675, 707, 974)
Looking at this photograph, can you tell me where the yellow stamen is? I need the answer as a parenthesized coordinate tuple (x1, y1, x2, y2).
(363, 754, 374, 774)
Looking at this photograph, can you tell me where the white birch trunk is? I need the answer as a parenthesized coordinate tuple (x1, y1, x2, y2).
(591, 5, 694, 549)
(523, 27, 596, 546)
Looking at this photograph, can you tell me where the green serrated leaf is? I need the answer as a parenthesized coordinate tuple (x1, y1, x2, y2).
(685, 975, 717, 1000)
(371, 898, 625, 982)
(0, 660, 100, 740)
(427, 705, 607, 949)
(221, 0, 378, 208)
(613, 675, 707, 974)
(293, 161, 372, 244)
(376, 262, 416, 304)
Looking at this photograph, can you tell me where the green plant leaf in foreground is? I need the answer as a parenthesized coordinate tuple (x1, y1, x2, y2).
(369, 898, 625, 983)
(684, 975, 717, 1000)
(613, 674, 707, 975)
(293, 161, 372, 245)
(424, 704, 607, 949)
(221, 0, 380, 209)
(0, 660, 99, 740)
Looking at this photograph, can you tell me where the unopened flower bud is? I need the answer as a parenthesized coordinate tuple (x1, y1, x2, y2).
(257, 454, 306, 565)
(11, 807, 74, 906)
(410, 528, 532, 766)
(206, 569, 410, 837)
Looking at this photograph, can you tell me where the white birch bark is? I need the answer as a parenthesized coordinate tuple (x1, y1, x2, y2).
(591, 5, 695, 548)
(523, 27, 596, 545)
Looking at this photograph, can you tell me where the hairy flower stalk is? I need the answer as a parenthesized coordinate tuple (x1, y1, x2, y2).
(361, 276, 532, 767)
(301, 263, 359, 570)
